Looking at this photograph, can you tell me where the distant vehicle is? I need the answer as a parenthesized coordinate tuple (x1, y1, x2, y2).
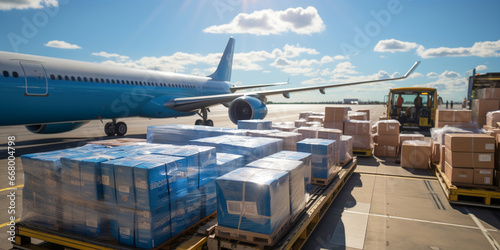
(0, 37, 419, 136)
(385, 87, 438, 129)
(466, 69, 500, 107)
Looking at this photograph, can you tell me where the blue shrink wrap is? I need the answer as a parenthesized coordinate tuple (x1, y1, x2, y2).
(147, 124, 247, 145)
(246, 158, 306, 218)
(170, 189, 202, 236)
(216, 153, 244, 176)
(297, 138, 337, 179)
(190, 135, 283, 165)
(318, 128, 342, 166)
(112, 158, 144, 209)
(100, 160, 117, 204)
(200, 181, 217, 218)
(135, 205, 171, 249)
(268, 151, 312, 191)
(118, 207, 135, 247)
(216, 167, 290, 235)
(237, 119, 273, 130)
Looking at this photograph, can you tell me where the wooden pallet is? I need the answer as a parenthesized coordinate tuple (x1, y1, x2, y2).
(209, 158, 358, 250)
(215, 219, 292, 247)
(13, 212, 217, 250)
(311, 168, 341, 186)
(433, 163, 500, 208)
(353, 148, 372, 157)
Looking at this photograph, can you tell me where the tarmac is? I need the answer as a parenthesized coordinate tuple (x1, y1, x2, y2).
(1, 104, 499, 249)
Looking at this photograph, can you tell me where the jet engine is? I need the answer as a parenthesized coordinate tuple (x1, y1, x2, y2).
(228, 96, 267, 124)
(25, 122, 87, 134)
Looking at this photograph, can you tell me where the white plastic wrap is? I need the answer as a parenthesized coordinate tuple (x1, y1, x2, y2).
(147, 124, 247, 145)
(246, 158, 306, 219)
(430, 124, 481, 146)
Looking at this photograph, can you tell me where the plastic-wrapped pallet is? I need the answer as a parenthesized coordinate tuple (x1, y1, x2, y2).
(246, 158, 305, 219)
(265, 132, 303, 151)
(348, 111, 367, 121)
(486, 110, 500, 127)
(297, 138, 339, 181)
(295, 119, 307, 128)
(299, 111, 314, 120)
(190, 135, 283, 164)
(318, 128, 342, 166)
(298, 127, 320, 139)
(147, 124, 246, 145)
(238, 120, 273, 130)
(246, 130, 280, 137)
(430, 125, 480, 146)
(268, 151, 312, 191)
(216, 167, 290, 235)
(340, 136, 353, 164)
(344, 120, 372, 150)
(272, 122, 296, 132)
(216, 152, 244, 176)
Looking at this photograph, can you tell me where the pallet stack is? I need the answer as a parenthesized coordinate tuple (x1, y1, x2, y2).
(435, 110, 472, 128)
(324, 106, 349, 131)
(444, 134, 495, 186)
(473, 88, 500, 126)
(344, 120, 372, 152)
(372, 120, 399, 157)
(400, 140, 431, 169)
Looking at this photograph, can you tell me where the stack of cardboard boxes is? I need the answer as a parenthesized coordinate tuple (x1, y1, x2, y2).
(344, 120, 372, 151)
(473, 88, 500, 126)
(373, 120, 400, 157)
(400, 140, 431, 169)
(324, 106, 349, 131)
(435, 110, 472, 128)
(444, 134, 495, 185)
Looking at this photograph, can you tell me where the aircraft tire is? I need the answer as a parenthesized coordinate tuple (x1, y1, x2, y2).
(116, 122, 127, 136)
(104, 122, 115, 136)
(195, 119, 203, 125)
(205, 120, 214, 127)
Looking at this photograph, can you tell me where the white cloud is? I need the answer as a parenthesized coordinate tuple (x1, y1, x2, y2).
(333, 55, 347, 60)
(374, 39, 419, 53)
(44, 40, 81, 49)
(0, 0, 58, 10)
(302, 77, 327, 85)
(440, 70, 460, 78)
(374, 39, 500, 58)
(427, 72, 439, 78)
(92, 52, 130, 62)
(476, 65, 488, 71)
(203, 6, 325, 35)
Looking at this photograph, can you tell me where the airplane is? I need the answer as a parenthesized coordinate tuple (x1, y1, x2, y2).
(0, 37, 419, 136)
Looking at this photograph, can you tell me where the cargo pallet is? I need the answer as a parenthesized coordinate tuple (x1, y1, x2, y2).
(12, 212, 217, 250)
(208, 158, 358, 250)
(433, 164, 500, 208)
(353, 149, 372, 157)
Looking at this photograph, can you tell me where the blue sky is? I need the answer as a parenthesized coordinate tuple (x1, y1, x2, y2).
(1, 0, 499, 103)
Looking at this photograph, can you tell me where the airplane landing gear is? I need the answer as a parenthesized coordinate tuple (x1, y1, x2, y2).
(104, 119, 128, 136)
(195, 108, 214, 126)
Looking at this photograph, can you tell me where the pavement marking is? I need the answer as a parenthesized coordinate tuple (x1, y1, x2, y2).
(330, 202, 371, 249)
(343, 209, 487, 231)
(0, 218, 20, 228)
(0, 185, 23, 193)
(357, 171, 437, 181)
(464, 207, 500, 250)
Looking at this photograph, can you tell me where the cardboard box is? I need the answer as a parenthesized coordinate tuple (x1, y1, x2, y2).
(216, 167, 290, 235)
(472, 99, 500, 119)
(351, 134, 372, 150)
(348, 111, 367, 121)
(246, 158, 306, 218)
(435, 121, 472, 128)
(216, 153, 244, 177)
(268, 151, 312, 191)
(344, 120, 371, 135)
(476, 88, 500, 100)
(340, 135, 353, 163)
(373, 134, 399, 146)
(440, 146, 446, 171)
(431, 142, 440, 164)
(325, 107, 349, 122)
(400, 141, 431, 169)
(444, 162, 473, 185)
(436, 110, 472, 122)
(445, 134, 495, 153)
(307, 115, 324, 123)
(357, 109, 370, 121)
(135, 205, 171, 249)
(472, 116, 487, 127)
(297, 127, 320, 139)
(377, 120, 400, 135)
(486, 111, 500, 127)
(445, 148, 494, 169)
(324, 121, 344, 130)
(473, 169, 493, 185)
(297, 138, 336, 178)
(374, 144, 398, 157)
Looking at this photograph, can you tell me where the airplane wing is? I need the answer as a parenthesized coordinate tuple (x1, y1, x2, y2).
(165, 61, 420, 112)
(230, 81, 288, 92)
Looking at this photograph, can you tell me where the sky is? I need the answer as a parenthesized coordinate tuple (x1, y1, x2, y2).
(1, 0, 499, 103)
